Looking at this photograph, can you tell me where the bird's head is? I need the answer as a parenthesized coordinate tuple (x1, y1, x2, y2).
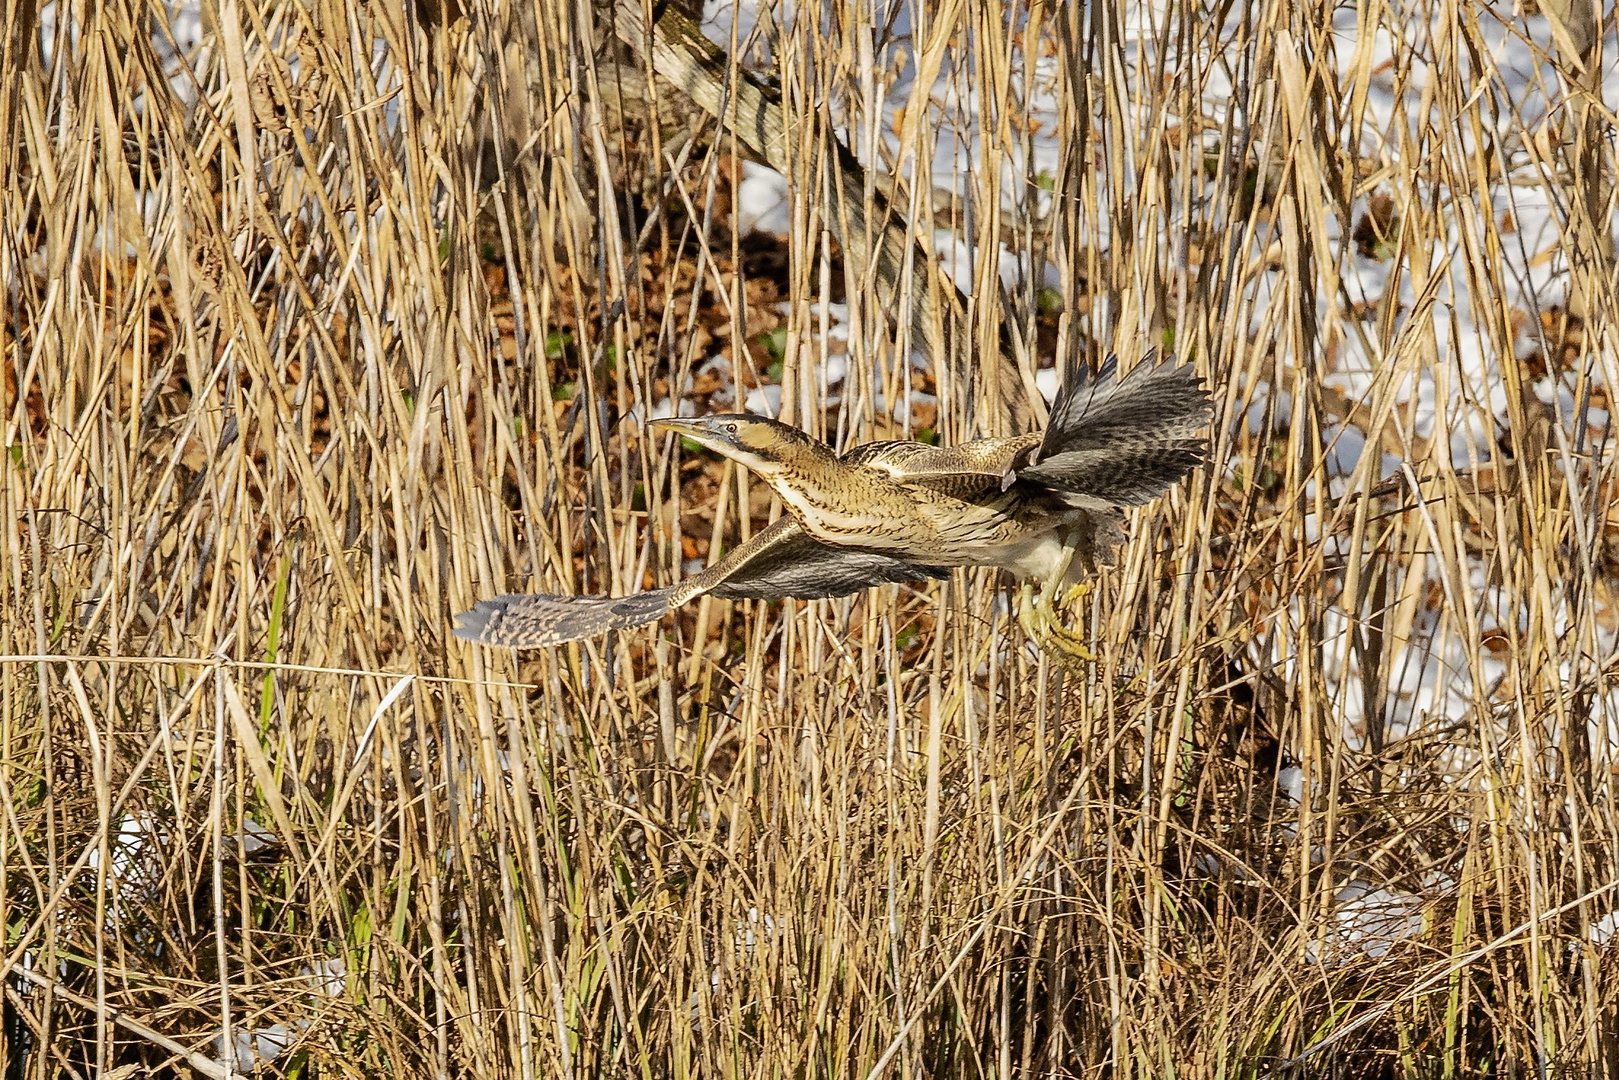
(649, 414, 823, 476)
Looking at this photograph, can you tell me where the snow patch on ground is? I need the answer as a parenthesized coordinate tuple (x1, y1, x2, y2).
(1308, 881, 1429, 965)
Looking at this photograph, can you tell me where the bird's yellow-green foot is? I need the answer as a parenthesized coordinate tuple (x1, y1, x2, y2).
(1017, 579, 1096, 665)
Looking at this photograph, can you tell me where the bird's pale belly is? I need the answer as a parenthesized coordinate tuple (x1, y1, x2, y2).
(921, 516, 1077, 578)
(780, 482, 1069, 575)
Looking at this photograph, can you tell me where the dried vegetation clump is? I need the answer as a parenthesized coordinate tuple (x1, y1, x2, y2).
(2, 0, 1618, 1076)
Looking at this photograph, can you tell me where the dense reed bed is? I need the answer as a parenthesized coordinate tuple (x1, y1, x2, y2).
(2, 0, 1617, 1074)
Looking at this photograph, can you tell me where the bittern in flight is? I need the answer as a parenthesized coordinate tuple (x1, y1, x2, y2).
(453, 352, 1209, 652)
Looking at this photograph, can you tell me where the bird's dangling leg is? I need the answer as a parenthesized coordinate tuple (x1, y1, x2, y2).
(1016, 579, 1043, 643)
(1017, 538, 1095, 665)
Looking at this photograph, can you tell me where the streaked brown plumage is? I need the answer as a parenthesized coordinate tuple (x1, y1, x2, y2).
(454, 352, 1209, 648)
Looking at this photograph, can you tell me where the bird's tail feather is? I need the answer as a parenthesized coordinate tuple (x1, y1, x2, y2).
(1024, 352, 1210, 506)
(452, 588, 675, 648)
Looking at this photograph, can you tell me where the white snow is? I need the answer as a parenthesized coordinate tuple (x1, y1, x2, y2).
(217, 1023, 296, 1071)
(744, 383, 782, 416)
(1308, 881, 1428, 965)
(1034, 367, 1060, 404)
(736, 162, 792, 237)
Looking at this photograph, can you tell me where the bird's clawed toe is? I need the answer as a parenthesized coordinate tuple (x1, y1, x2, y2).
(1017, 581, 1096, 666)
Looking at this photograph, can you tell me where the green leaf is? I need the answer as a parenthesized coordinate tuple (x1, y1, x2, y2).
(759, 326, 789, 364)
(1373, 229, 1401, 262)
(551, 381, 576, 402)
(259, 552, 293, 736)
(545, 330, 573, 360)
(1035, 170, 1056, 191)
(1036, 286, 1064, 316)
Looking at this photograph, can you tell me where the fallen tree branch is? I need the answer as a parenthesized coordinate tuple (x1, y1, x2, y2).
(611, 0, 1034, 432)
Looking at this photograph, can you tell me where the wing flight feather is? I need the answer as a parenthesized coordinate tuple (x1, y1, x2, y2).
(453, 518, 946, 648)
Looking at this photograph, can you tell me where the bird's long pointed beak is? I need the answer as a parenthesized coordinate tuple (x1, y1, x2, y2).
(648, 416, 703, 435)
(650, 415, 728, 455)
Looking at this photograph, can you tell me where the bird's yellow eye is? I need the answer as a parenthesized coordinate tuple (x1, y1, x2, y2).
(726, 423, 738, 433)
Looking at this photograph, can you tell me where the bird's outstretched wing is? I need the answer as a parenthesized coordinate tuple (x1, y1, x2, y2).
(1018, 352, 1210, 506)
(452, 588, 675, 650)
(453, 518, 949, 648)
(842, 435, 1041, 499)
(701, 518, 951, 600)
(836, 356, 1206, 508)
